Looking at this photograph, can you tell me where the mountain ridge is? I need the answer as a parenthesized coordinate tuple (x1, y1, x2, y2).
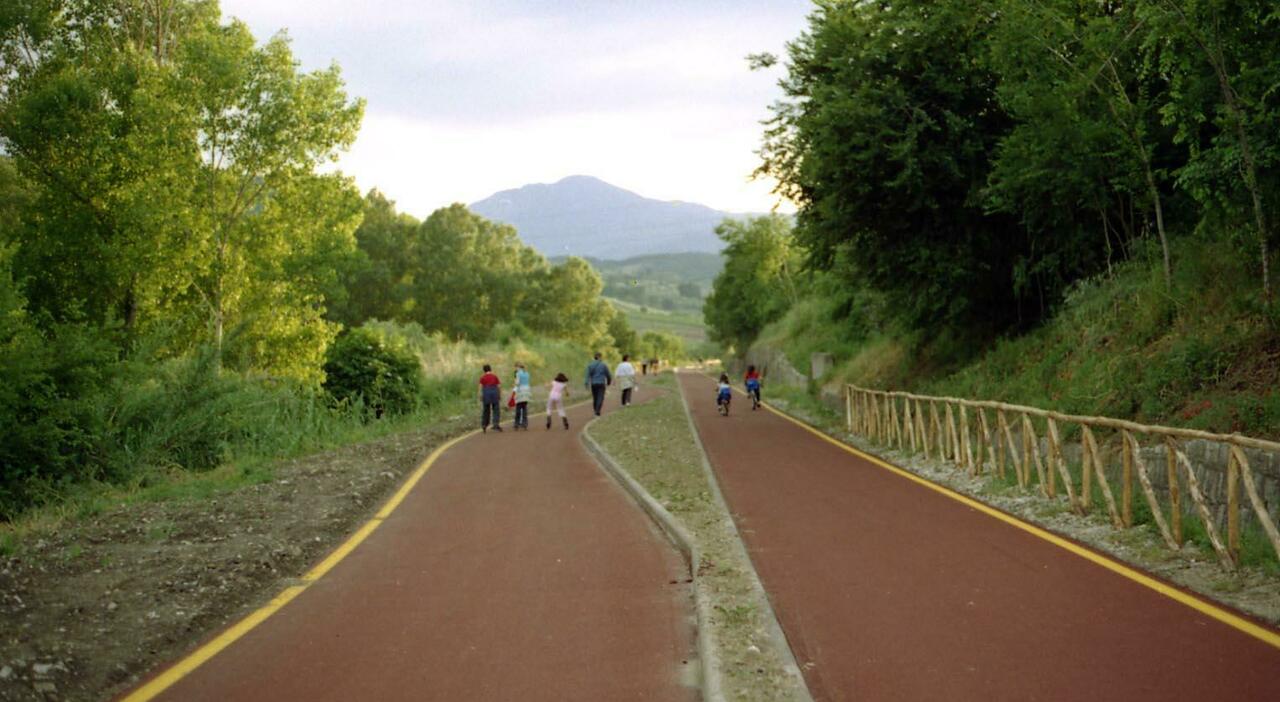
(469, 175, 746, 260)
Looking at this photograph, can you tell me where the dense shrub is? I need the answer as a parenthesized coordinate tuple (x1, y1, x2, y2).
(322, 328, 423, 417)
(0, 328, 352, 519)
(0, 321, 118, 518)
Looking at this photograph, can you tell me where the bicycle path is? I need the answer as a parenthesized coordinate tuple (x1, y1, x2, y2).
(677, 371, 1280, 701)
(127, 396, 698, 702)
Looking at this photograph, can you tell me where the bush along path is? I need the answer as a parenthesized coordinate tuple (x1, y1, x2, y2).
(583, 373, 811, 702)
(677, 371, 1280, 701)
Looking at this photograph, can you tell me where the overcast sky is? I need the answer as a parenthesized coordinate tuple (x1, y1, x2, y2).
(218, 0, 811, 218)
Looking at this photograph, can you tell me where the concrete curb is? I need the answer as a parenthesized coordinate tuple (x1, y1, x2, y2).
(674, 372, 816, 702)
(580, 422, 726, 702)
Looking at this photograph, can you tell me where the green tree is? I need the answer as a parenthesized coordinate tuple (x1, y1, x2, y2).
(526, 256, 614, 348)
(1, 2, 365, 381)
(986, 0, 1180, 299)
(0, 157, 33, 243)
(757, 0, 1023, 332)
(1140, 0, 1280, 299)
(0, 241, 117, 517)
(1, 0, 218, 327)
(408, 204, 545, 339)
(678, 281, 702, 299)
(606, 307, 638, 356)
(329, 190, 422, 326)
(637, 331, 686, 364)
(703, 215, 799, 351)
(178, 20, 364, 376)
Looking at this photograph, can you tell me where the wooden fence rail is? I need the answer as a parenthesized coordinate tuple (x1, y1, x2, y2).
(844, 385, 1280, 571)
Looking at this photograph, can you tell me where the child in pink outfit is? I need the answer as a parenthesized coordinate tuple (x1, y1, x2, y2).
(546, 372, 570, 430)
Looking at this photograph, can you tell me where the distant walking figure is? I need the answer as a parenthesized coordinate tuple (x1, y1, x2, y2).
(546, 372, 570, 430)
(584, 352, 612, 416)
(616, 354, 637, 407)
(513, 362, 532, 430)
(478, 364, 503, 432)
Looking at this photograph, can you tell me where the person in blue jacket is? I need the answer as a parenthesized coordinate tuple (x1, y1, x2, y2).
(584, 352, 613, 416)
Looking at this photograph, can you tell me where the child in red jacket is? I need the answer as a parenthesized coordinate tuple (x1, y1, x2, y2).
(479, 364, 503, 432)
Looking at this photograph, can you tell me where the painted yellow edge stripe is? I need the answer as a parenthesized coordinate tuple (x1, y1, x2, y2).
(757, 398, 1280, 650)
(301, 518, 384, 582)
(377, 431, 476, 519)
(121, 428, 480, 702)
(122, 586, 307, 701)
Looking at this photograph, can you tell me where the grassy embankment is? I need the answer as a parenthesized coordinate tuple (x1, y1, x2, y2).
(758, 241, 1280, 438)
(746, 242, 1280, 572)
(0, 329, 590, 553)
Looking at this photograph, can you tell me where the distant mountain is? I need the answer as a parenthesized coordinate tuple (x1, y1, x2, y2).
(469, 175, 745, 260)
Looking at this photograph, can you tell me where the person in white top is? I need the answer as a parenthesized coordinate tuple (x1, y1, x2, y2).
(615, 354, 638, 407)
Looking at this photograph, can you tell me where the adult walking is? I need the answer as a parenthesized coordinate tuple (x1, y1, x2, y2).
(615, 354, 637, 407)
(584, 352, 612, 416)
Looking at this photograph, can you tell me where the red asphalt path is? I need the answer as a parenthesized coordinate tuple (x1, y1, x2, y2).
(678, 371, 1280, 702)
(133, 398, 698, 701)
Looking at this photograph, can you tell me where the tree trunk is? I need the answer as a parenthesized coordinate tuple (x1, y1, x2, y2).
(213, 282, 223, 367)
(213, 236, 226, 369)
(121, 291, 136, 330)
(1141, 157, 1172, 289)
(1222, 88, 1271, 300)
(1099, 62, 1172, 289)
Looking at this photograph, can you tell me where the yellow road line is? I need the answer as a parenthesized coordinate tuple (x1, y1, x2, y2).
(376, 432, 475, 519)
(754, 398, 1280, 650)
(121, 428, 480, 702)
(301, 518, 384, 582)
(122, 586, 307, 701)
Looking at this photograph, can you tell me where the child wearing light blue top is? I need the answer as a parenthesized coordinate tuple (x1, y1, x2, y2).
(512, 362, 532, 430)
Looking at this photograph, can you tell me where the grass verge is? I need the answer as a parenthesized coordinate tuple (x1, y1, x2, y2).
(586, 373, 809, 701)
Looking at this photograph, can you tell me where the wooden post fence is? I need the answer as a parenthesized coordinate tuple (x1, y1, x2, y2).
(841, 385, 1280, 572)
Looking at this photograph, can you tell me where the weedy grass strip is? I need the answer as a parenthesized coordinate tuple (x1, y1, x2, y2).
(586, 374, 812, 702)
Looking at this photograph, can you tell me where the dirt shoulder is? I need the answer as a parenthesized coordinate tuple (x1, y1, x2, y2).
(0, 413, 473, 701)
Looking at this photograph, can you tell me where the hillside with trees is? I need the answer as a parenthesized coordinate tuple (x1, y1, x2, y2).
(708, 0, 1280, 437)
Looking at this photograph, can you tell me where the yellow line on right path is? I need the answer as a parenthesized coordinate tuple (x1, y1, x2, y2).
(754, 397, 1280, 650)
(682, 371, 1280, 650)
